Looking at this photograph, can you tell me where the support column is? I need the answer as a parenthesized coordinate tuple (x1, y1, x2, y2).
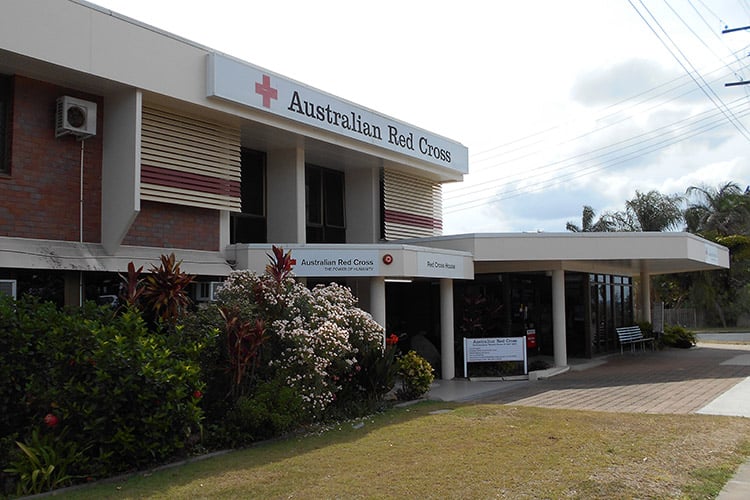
(552, 269, 567, 368)
(640, 263, 652, 323)
(266, 146, 305, 243)
(369, 277, 386, 341)
(440, 279, 455, 380)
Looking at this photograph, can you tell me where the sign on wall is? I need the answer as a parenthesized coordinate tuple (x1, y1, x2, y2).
(416, 251, 466, 279)
(207, 53, 468, 174)
(704, 244, 719, 265)
(291, 249, 379, 277)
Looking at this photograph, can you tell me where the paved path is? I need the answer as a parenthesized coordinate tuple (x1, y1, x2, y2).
(475, 343, 750, 415)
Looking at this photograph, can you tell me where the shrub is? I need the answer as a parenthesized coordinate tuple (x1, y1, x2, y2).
(348, 333, 399, 403)
(0, 296, 205, 488)
(215, 257, 386, 420)
(223, 377, 303, 445)
(662, 324, 696, 348)
(3, 428, 87, 496)
(183, 247, 391, 446)
(0, 295, 58, 442)
(396, 350, 435, 400)
(637, 321, 654, 338)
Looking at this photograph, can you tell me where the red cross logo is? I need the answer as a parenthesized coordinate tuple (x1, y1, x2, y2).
(255, 75, 278, 108)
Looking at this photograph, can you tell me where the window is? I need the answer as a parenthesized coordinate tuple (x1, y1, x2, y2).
(306, 165, 345, 243)
(230, 148, 266, 243)
(0, 74, 11, 175)
(0, 279, 17, 299)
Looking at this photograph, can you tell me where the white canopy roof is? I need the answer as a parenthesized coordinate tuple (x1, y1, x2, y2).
(410, 232, 730, 276)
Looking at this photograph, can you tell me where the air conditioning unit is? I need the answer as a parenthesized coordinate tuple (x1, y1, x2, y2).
(0, 279, 17, 299)
(55, 96, 97, 139)
(195, 281, 223, 302)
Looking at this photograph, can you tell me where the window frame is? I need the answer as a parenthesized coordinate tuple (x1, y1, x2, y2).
(230, 148, 267, 244)
(305, 164, 346, 243)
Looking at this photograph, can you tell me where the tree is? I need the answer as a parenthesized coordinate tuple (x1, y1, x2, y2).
(611, 190, 684, 232)
(681, 183, 750, 327)
(685, 182, 750, 237)
(566, 205, 615, 232)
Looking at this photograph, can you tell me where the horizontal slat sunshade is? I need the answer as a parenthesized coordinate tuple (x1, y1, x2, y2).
(141, 104, 241, 212)
(142, 184, 241, 211)
(383, 168, 442, 240)
(141, 165, 240, 198)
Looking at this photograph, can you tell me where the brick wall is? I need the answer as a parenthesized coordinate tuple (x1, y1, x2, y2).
(122, 201, 220, 251)
(0, 76, 102, 242)
(2, 76, 220, 252)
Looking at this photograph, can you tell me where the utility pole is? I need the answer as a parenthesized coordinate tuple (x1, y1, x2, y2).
(723, 25, 750, 87)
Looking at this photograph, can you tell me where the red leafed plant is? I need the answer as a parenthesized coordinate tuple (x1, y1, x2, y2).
(220, 305, 266, 399)
(119, 262, 144, 308)
(140, 253, 195, 324)
(265, 245, 294, 287)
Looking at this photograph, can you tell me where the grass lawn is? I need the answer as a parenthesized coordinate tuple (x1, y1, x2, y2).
(59, 401, 750, 499)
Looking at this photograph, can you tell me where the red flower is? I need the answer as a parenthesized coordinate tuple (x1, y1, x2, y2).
(193, 390, 203, 399)
(386, 334, 399, 346)
(44, 413, 59, 428)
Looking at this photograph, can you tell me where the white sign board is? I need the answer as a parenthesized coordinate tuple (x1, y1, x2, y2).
(463, 337, 527, 376)
(292, 249, 379, 277)
(416, 251, 467, 279)
(207, 53, 468, 174)
(704, 243, 719, 265)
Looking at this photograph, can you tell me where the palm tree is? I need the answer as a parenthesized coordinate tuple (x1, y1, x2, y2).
(615, 190, 684, 232)
(566, 205, 614, 232)
(684, 182, 750, 237)
(682, 182, 750, 328)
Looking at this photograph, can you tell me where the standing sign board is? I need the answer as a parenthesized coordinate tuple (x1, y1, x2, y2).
(463, 337, 528, 377)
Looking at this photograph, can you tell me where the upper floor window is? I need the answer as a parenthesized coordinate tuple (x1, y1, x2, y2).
(0, 74, 11, 175)
(306, 165, 345, 243)
(230, 148, 266, 243)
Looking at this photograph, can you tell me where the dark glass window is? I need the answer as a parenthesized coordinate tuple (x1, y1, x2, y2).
(590, 274, 634, 354)
(0, 74, 11, 175)
(230, 148, 266, 243)
(306, 165, 345, 243)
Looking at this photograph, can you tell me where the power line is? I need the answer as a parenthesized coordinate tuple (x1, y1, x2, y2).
(468, 53, 746, 174)
(446, 70, 744, 201)
(443, 1, 750, 216)
(443, 102, 750, 214)
(629, 0, 750, 141)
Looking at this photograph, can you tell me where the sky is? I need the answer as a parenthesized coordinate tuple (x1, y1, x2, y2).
(92, 0, 750, 234)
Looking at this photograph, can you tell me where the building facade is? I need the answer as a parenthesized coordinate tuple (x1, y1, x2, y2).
(1, 0, 730, 379)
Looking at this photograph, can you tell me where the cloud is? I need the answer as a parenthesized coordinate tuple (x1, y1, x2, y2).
(570, 59, 693, 106)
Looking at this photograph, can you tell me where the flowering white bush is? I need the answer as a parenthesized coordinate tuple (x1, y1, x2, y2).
(216, 270, 385, 417)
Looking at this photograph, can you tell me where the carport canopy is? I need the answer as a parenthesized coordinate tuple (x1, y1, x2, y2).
(411, 232, 729, 276)
(411, 232, 729, 373)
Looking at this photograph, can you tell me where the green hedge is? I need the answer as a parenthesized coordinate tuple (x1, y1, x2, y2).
(1, 296, 204, 493)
